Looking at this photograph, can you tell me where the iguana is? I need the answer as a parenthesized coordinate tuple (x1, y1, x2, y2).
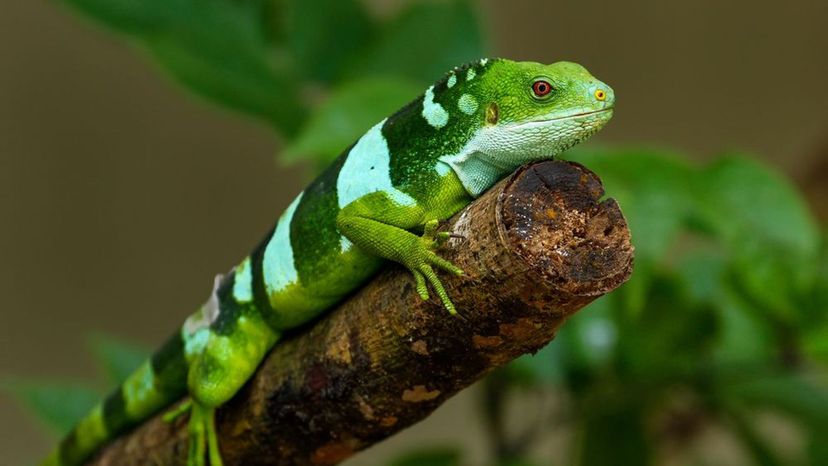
(42, 58, 614, 466)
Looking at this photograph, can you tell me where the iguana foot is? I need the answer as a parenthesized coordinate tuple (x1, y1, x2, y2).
(162, 399, 192, 423)
(184, 402, 224, 466)
(408, 220, 464, 314)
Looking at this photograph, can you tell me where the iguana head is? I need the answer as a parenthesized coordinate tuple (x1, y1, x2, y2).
(438, 59, 614, 196)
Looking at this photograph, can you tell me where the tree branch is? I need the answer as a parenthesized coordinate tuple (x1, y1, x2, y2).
(88, 160, 634, 466)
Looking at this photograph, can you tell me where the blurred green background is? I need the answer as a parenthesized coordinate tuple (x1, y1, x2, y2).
(1, 0, 827, 465)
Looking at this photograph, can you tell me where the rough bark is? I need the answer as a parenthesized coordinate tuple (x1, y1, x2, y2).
(88, 160, 634, 466)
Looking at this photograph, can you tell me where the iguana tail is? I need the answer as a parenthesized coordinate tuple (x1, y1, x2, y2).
(40, 331, 190, 466)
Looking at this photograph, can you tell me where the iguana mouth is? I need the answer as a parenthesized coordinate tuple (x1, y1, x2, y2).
(517, 108, 614, 128)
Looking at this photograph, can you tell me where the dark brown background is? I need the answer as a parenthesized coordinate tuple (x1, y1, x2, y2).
(2, 0, 827, 464)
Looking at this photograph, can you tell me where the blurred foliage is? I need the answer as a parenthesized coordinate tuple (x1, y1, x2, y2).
(13, 1, 828, 465)
(282, 77, 421, 164)
(387, 447, 462, 466)
(3, 336, 149, 436)
(4, 380, 101, 435)
(87, 333, 151, 385)
(480, 148, 828, 466)
(57, 0, 484, 169)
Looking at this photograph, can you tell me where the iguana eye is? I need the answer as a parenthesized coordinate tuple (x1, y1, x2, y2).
(531, 80, 553, 99)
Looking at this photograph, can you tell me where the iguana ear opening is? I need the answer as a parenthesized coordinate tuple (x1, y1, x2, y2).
(485, 102, 499, 125)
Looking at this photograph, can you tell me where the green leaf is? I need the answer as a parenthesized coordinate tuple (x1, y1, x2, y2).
(387, 446, 461, 466)
(619, 275, 717, 378)
(816, 234, 828, 305)
(145, 1, 305, 134)
(803, 324, 828, 363)
(3, 378, 100, 436)
(576, 405, 650, 466)
(726, 405, 786, 466)
(62, 0, 306, 134)
(675, 246, 728, 303)
(727, 241, 806, 323)
(721, 373, 828, 428)
(807, 423, 828, 466)
(282, 0, 375, 83)
(697, 155, 819, 257)
(711, 288, 774, 364)
(283, 77, 421, 168)
(58, 0, 186, 34)
(803, 242, 828, 360)
(350, 0, 486, 84)
(804, 236, 828, 349)
(675, 247, 775, 364)
(695, 156, 820, 322)
(87, 334, 150, 385)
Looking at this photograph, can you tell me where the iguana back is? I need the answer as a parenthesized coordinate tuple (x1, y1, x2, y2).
(42, 58, 615, 466)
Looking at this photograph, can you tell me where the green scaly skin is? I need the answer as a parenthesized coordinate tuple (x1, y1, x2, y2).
(41, 58, 615, 466)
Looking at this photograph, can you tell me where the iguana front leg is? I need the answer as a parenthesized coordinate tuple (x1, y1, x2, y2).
(336, 191, 463, 314)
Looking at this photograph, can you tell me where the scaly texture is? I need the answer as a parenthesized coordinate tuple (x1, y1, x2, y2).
(88, 160, 633, 466)
(42, 58, 615, 466)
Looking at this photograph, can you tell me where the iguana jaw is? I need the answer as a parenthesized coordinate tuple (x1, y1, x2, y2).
(439, 106, 614, 197)
(514, 107, 614, 129)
